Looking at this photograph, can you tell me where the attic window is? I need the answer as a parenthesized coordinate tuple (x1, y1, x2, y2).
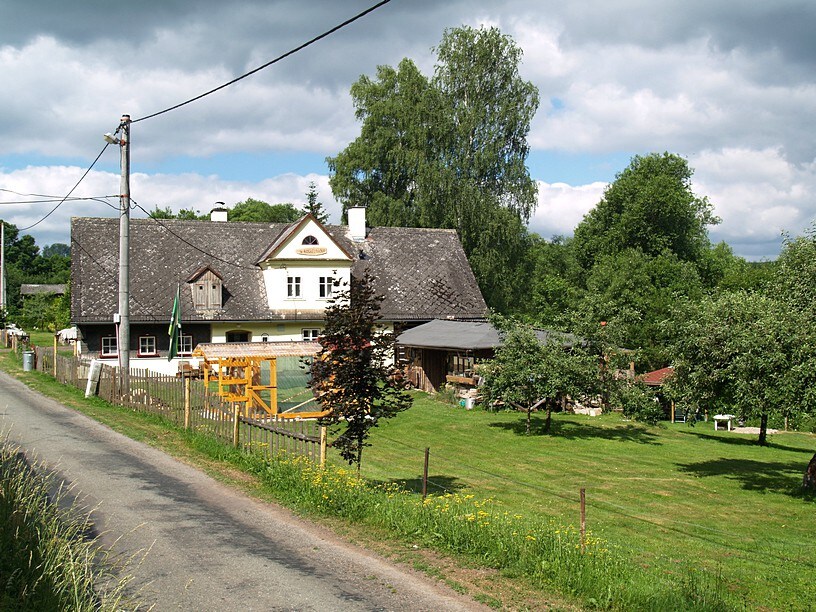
(301, 235, 319, 245)
(190, 275, 223, 309)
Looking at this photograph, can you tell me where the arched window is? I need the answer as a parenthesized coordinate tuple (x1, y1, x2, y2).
(301, 235, 319, 245)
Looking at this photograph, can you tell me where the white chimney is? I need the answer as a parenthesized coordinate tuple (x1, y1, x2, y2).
(347, 206, 367, 242)
(210, 202, 228, 222)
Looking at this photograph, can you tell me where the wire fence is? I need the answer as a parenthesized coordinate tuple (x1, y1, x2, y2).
(371, 430, 816, 570)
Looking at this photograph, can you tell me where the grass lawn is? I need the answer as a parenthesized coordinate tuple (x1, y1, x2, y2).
(357, 393, 816, 610)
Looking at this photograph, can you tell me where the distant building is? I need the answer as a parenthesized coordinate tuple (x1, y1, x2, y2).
(20, 284, 66, 296)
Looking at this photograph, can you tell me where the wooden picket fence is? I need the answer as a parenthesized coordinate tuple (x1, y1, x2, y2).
(32, 346, 326, 465)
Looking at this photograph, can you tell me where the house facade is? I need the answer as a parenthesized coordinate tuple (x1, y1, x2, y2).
(71, 207, 487, 373)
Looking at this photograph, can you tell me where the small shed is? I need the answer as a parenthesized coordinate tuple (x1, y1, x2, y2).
(397, 320, 578, 393)
(396, 320, 496, 392)
(639, 366, 679, 421)
(193, 341, 324, 418)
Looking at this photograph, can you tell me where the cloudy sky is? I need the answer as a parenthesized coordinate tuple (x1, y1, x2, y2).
(1, 0, 815, 260)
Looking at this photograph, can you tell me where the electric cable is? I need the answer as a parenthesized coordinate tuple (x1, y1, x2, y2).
(0, 190, 120, 210)
(131, 0, 391, 124)
(17, 143, 111, 231)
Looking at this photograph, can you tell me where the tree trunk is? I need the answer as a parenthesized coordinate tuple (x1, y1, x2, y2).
(543, 399, 552, 434)
(758, 413, 769, 446)
(803, 453, 816, 491)
(526, 406, 532, 435)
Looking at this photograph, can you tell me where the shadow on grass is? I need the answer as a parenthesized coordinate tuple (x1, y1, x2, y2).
(678, 429, 814, 454)
(488, 415, 662, 444)
(368, 475, 468, 496)
(676, 457, 812, 498)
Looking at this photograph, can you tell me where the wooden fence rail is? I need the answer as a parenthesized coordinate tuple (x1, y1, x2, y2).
(31, 347, 326, 465)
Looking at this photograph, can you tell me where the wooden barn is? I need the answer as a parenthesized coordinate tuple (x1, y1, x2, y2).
(397, 320, 577, 394)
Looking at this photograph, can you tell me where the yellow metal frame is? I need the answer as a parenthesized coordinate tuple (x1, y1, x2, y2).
(201, 355, 328, 419)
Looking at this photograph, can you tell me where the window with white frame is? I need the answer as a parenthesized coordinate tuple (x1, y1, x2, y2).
(319, 276, 333, 298)
(302, 235, 319, 245)
(302, 328, 320, 341)
(138, 336, 157, 356)
(179, 335, 193, 355)
(101, 336, 117, 357)
(287, 276, 301, 298)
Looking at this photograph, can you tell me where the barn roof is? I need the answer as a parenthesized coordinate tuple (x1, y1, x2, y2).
(396, 319, 579, 352)
(70, 217, 487, 324)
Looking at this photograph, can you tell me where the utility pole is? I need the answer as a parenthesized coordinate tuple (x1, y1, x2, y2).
(112, 114, 131, 396)
(1, 221, 5, 315)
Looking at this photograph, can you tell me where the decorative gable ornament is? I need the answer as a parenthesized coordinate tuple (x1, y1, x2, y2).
(256, 214, 353, 264)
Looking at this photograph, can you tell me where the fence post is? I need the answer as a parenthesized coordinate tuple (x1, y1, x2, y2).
(422, 447, 430, 500)
(53, 335, 58, 377)
(233, 403, 240, 448)
(580, 487, 586, 554)
(184, 376, 191, 430)
(319, 425, 327, 467)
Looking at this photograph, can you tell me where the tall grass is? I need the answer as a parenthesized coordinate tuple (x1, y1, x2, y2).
(0, 436, 133, 611)
(190, 433, 731, 611)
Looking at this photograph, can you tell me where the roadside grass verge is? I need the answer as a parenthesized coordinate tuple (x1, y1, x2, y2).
(211, 440, 731, 611)
(0, 436, 133, 611)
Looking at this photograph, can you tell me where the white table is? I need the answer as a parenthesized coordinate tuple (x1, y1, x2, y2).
(713, 414, 736, 431)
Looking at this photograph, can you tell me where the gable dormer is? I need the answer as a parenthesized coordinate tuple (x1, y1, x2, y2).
(186, 266, 224, 311)
(257, 214, 354, 312)
(255, 214, 353, 265)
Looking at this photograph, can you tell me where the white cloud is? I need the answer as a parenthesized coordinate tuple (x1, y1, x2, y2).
(2, 1, 816, 261)
(528, 180, 606, 239)
(691, 147, 816, 255)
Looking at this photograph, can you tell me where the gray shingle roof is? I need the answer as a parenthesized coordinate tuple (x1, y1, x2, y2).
(397, 319, 580, 351)
(71, 217, 487, 324)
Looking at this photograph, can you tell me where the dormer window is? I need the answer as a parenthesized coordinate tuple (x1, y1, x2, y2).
(302, 235, 319, 245)
(193, 280, 222, 309)
(186, 266, 224, 311)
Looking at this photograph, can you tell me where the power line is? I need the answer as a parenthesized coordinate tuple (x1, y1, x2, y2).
(132, 0, 391, 124)
(0, 190, 119, 210)
(17, 143, 112, 231)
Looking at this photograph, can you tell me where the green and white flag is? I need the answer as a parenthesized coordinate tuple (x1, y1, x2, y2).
(168, 284, 181, 361)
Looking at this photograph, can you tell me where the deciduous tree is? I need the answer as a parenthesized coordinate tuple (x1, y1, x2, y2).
(309, 273, 412, 470)
(573, 153, 719, 274)
(229, 198, 301, 223)
(482, 317, 596, 434)
(328, 26, 539, 311)
(666, 291, 796, 445)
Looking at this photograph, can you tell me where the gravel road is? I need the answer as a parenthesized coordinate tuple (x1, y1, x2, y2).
(0, 369, 486, 611)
